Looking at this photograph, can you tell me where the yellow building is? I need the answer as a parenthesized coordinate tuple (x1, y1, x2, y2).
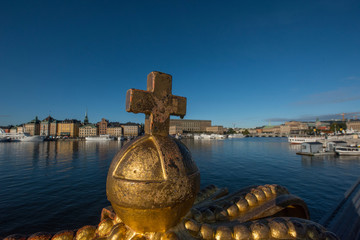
(169, 125, 183, 135)
(121, 124, 140, 137)
(79, 124, 98, 137)
(280, 121, 308, 135)
(17, 126, 24, 133)
(206, 126, 224, 134)
(347, 120, 360, 131)
(40, 116, 56, 136)
(50, 122, 58, 137)
(170, 119, 211, 133)
(262, 125, 281, 134)
(57, 119, 80, 137)
(107, 123, 123, 137)
(24, 116, 40, 136)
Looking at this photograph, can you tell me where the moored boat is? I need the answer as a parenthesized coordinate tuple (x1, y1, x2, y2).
(335, 146, 360, 156)
(228, 133, 245, 138)
(288, 136, 324, 144)
(85, 134, 115, 141)
(0, 136, 10, 142)
(0, 129, 45, 142)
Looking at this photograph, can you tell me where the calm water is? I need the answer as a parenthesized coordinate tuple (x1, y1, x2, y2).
(1, 138, 360, 237)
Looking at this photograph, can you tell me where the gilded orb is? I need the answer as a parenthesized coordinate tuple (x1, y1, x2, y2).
(106, 134, 200, 233)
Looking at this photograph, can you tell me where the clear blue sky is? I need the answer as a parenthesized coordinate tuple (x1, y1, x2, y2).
(1, 1, 359, 128)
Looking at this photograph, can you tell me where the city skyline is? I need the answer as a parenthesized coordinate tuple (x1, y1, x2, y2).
(1, 1, 360, 128)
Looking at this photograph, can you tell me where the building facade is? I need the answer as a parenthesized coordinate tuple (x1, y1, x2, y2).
(121, 124, 140, 137)
(10, 127, 17, 134)
(206, 126, 224, 134)
(280, 121, 308, 135)
(79, 124, 98, 137)
(262, 125, 281, 134)
(107, 122, 123, 137)
(40, 116, 56, 136)
(169, 119, 212, 133)
(347, 120, 360, 131)
(50, 122, 58, 137)
(24, 117, 40, 136)
(98, 118, 109, 135)
(57, 119, 80, 137)
(169, 125, 183, 135)
(17, 126, 24, 133)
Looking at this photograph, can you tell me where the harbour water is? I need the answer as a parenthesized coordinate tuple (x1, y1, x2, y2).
(1, 138, 360, 237)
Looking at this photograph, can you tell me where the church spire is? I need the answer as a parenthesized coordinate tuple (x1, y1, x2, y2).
(84, 109, 89, 124)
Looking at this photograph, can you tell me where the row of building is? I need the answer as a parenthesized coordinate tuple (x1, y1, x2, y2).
(8, 115, 357, 137)
(247, 119, 360, 135)
(2, 116, 142, 138)
(1, 116, 227, 138)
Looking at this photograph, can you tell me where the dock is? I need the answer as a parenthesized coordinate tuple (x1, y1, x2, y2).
(296, 151, 335, 156)
(320, 177, 360, 240)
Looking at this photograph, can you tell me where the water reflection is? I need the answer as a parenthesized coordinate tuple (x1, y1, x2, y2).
(0, 138, 360, 237)
(288, 144, 302, 151)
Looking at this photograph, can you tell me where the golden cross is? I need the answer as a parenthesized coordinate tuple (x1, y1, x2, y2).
(126, 71, 187, 136)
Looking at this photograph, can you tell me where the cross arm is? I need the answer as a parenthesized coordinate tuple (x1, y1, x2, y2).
(126, 89, 153, 114)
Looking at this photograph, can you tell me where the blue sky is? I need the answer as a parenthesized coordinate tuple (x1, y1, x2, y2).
(1, 1, 359, 128)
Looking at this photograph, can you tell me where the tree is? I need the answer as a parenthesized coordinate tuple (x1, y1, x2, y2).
(242, 129, 250, 135)
(330, 122, 347, 132)
(227, 128, 236, 134)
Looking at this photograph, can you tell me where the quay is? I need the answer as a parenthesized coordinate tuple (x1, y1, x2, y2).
(320, 177, 360, 240)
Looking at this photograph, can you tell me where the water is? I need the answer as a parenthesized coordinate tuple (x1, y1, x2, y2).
(1, 138, 360, 237)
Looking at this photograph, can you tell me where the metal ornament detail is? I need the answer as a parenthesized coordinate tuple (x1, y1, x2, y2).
(107, 71, 199, 233)
(106, 135, 200, 233)
(126, 71, 186, 136)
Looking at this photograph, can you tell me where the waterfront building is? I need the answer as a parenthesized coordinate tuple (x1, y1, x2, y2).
(248, 129, 257, 134)
(17, 126, 24, 133)
(0, 126, 11, 133)
(121, 123, 140, 137)
(24, 116, 40, 136)
(107, 122, 123, 137)
(169, 119, 211, 133)
(97, 118, 109, 135)
(206, 126, 224, 134)
(169, 125, 183, 135)
(262, 125, 281, 134)
(40, 116, 56, 136)
(79, 124, 98, 137)
(347, 120, 360, 132)
(50, 121, 58, 137)
(280, 121, 308, 135)
(10, 127, 17, 134)
(57, 119, 80, 137)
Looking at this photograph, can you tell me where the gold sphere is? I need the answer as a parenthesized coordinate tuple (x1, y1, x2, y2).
(106, 135, 200, 233)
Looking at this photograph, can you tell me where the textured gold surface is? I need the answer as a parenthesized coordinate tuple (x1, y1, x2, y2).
(126, 71, 186, 136)
(107, 72, 199, 233)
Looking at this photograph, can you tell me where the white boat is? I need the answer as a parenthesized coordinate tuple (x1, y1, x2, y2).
(194, 135, 202, 140)
(0, 136, 10, 142)
(210, 134, 226, 139)
(228, 133, 245, 138)
(85, 135, 115, 141)
(1, 129, 45, 142)
(6, 133, 44, 142)
(335, 146, 360, 156)
(288, 136, 324, 144)
(194, 134, 226, 140)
